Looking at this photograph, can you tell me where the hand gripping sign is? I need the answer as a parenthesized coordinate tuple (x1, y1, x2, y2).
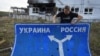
(11, 23, 91, 56)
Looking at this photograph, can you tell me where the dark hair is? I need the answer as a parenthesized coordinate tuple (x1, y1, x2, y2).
(64, 5, 70, 10)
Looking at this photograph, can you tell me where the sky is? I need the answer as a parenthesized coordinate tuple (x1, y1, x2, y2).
(0, 0, 28, 12)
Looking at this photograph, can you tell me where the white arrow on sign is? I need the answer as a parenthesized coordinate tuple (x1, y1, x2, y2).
(48, 35, 72, 56)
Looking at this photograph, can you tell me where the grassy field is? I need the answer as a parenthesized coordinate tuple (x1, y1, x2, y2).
(0, 17, 100, 56)
(0, 11, 9, 17)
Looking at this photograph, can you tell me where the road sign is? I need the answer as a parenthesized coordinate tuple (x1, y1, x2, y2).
(11, 23, 91, 56)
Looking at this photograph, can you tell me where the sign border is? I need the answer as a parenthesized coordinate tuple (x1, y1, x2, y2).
(11, 23, 91, 56)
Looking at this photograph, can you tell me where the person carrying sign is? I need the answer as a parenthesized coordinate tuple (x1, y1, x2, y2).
(53, 5, 83, 24)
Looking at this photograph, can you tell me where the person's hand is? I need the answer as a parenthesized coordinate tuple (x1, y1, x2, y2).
(71, 21, 77, 24)
(53, 21, 56, 23)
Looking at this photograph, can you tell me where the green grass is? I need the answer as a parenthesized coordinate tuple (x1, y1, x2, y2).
(0, 17, 100, 56)
(0, 11, 9, 17)
(90, 23, 100, 56)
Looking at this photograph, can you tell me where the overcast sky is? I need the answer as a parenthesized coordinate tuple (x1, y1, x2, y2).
(0, 0, 28, 12)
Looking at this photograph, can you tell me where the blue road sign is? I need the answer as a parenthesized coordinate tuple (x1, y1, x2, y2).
(11, 23, 91, 56)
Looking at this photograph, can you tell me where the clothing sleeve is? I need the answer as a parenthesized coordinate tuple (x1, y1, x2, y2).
(56, 12, 62, 17)
(73, 13, 78, 17)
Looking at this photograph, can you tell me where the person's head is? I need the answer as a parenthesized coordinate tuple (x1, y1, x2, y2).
(64, 5, 70, 14)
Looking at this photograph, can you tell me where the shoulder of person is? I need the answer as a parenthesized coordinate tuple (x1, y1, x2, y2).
(70, 12, 78, 15)
(56, 12, 64, 16)
(56, 12, 64, 17)
(70, 12, 78, 17)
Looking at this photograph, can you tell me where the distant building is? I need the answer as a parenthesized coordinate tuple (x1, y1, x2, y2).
(28, 0, 55, 16)
(11, 0, 100, 20)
